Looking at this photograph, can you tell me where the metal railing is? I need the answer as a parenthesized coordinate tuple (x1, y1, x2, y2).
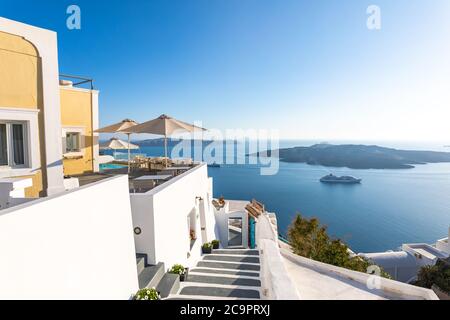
(59, 74, 94, 90)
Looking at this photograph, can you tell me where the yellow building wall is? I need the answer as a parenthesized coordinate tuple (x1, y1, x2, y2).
(60, 88, 94, 176)
(15, 170, 43, 198)
(0, 31, 41, 109)
(0, 31, 44, 197)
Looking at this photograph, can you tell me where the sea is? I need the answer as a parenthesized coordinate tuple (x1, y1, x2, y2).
(108, 139, 450, 253)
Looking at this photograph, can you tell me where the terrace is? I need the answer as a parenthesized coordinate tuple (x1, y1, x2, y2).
(71, 158, 200, 194)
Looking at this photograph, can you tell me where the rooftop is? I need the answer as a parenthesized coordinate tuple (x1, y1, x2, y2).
(403, 243, 448, 260)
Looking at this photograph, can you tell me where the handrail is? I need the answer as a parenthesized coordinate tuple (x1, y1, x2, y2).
(278, 234, 289, 244)
(59, 74, 94, 89)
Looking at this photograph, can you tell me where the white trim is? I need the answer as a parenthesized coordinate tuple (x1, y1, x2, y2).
(0, 168, 38, 179)
(61, 126, 84, 157)
(91, 91, 99, 172)
(0, 107, 40, 179)
(0, 107, 40, 115)
(62, 152, 84, 159)
(59, 86, 99, 94)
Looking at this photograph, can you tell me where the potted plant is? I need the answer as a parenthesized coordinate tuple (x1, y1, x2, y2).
(169, 264, 189, 282)
(202, 242, 212, 254)
(218, 196, 226, 207)
(211, 240, 220, 249)
(133, 287, 161, 300)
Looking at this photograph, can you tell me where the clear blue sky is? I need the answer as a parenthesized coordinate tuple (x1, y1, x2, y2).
(2, 0, 449, 141)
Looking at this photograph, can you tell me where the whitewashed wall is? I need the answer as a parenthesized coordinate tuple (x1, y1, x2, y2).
(131, 163, 216, 269)
(0, 175, 139, 300)
(256, 213, 300, 300)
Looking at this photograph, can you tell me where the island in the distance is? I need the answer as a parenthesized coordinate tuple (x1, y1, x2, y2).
(251, 144, 450, 169)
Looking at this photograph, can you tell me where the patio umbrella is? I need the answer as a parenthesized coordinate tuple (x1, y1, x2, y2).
(126, 114, 206, 167)
(95, 119, 139, 173)
(99, 138, 139, 151)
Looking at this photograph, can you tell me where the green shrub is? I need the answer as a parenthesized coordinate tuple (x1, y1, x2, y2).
(202, 242, 212, 249)
(134, 288, 160, 300)
(414, 259, 450, 293)
(169, 264, 186, 275)
(288, 214, 391, 278)
(211, 240, 220, 246)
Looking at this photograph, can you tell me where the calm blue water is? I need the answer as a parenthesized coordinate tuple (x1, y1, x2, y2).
(107, 140, 450, 253)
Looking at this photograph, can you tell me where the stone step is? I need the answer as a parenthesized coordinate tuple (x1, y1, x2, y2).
(190, 268, 260, 277)
(136, 254, 147, 275)
(179, 286, 260, 299)
(197, 261, 260, 271)
(156, 273, 180, 298)
(203, 254, 260, 264)
(212, 249, 259, 256)
(185, 274, 261, 287)
(138, 262, 165, 289)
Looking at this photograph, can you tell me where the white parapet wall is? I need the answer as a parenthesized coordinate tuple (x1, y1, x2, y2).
(281, 249, 439, 300)
(0, 175, 139, 300)
(256, 212, 301, 300)
(130, 163, 216, 269)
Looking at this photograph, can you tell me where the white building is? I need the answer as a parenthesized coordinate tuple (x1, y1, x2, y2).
(360, 228, 450, 283)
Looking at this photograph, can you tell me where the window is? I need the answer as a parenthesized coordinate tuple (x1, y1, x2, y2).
(0, 124, 7, 166)
(65, 132, 81, 153)
(0, 122, 27, 167)
(12, 124, 25, 165)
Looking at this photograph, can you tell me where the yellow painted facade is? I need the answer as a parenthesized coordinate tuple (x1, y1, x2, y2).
(0, 31, 44, 197)
(0, 29, 97, 197)
(0, 31, 41, 109)
(60, 88, 95, 176)
(18, 170, 43, 198)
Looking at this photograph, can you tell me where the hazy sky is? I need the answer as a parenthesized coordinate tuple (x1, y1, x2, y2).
(2, 0, 450, 141)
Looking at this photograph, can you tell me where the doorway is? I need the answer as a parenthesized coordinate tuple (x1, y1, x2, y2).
(228, 217, 243, 247)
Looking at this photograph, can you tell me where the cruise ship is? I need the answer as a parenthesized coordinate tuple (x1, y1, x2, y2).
(320, 174, 362, 184)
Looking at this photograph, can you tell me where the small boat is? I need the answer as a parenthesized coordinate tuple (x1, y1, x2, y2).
(320, 174, 361, 184)
(207, 162, 221, 168)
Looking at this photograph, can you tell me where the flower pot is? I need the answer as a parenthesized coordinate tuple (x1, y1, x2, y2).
(180, 268, 189, 282)
(212, 242, 220, 249)
(202, 247, 212, 254)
